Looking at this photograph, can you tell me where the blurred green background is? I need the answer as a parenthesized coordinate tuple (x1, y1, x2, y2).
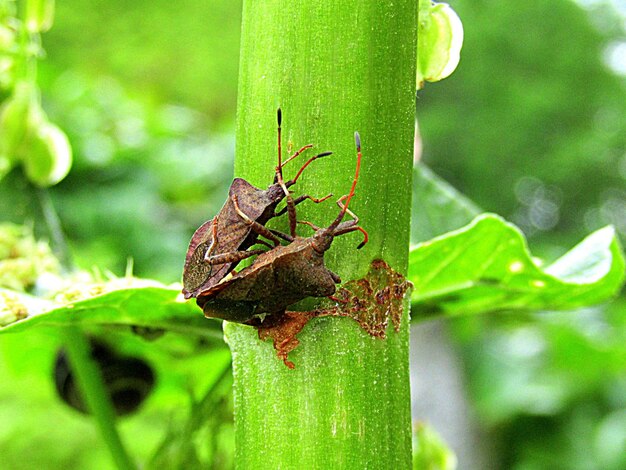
(1, 0, 625, 468)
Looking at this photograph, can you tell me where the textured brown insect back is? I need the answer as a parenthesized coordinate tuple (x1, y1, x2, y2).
(200, 132, 369, 324)
(182, 109, 332, 299)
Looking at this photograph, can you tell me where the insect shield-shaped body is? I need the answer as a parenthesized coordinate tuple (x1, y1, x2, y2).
(199, 132, 368, 324)
(182, 109, 332, 300)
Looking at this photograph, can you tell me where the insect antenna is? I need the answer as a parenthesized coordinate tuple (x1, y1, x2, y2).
(288, 151, 332, 185)
(281, 144, 313, 168)
(329, 131, 362, 231)
(274, 108, 289, 192)
(274, 107, 298, 236)
(274, 108, 284, 183)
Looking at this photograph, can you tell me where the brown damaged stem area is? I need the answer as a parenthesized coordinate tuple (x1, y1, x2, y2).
(257, 311, 315, 369)
(255, 259, 412, 368)
(328, 259, 411, 337)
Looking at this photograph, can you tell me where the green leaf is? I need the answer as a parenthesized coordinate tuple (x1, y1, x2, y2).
(409, 214, 625, 319)
(413, 422, 457, 470)
(0, 285, 222, 339)
(411, 163, 480, 243)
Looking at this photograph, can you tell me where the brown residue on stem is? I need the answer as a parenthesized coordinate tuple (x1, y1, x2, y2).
(321, 259, 411, 337)
(255, 259, 411, 368)
(256, 311, 316, 369)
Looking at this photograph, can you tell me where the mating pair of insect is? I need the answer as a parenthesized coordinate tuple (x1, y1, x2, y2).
(182, 109, 367, 325)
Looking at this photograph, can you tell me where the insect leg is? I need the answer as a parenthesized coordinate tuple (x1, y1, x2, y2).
(336, 196, 360, 223)
(332, 195, 367, 247)
(269, 228, 294, 243)
(332, 223, 369, 249)
(298, 193, 333, 204)
(232, 194, 288, 246)
(329, 271, 342, 284)
(286, 151, 333, 185)
(205, 248, 265, 266)
(280, 144, 313, 168)
(274, 193, 333, 217)
(297, 220, 321, 232)
(285, 191, 298, 238)
(203, 214, 220, 260)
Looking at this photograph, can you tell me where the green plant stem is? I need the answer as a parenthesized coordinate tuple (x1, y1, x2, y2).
(63, 326, 137, 470)
(224, 1, 417, 468)
(36, 187, 135, 470)
(36, 187, 73, 268)
(170, 351, 232, 469)
(185, 354, 232, 438)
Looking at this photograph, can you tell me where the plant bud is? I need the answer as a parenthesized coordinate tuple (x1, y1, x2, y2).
(417, 2, 464, 88)
(23, 121, 72, 187)
(25, 0, 55, 33)
(0, 83, 42, 161)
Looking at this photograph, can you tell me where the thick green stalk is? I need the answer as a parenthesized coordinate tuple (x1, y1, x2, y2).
(224, 1, 417, 468)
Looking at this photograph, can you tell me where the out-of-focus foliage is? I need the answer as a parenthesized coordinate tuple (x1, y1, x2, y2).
(53, 76, 234, 280)
(0, 284, 220, 336)
(0, 1, 73, 187)
(46, 0, 241, 118)
(0, 1, 240, 468)
(455, 300, 626, 470)
(0, 222, 59, 291)
(414, 3, 626, 465)
(0, 219, 231, 468)
(413, 421, 458, 470)
(0, 324, 233, 469)
(411, 164, 480, 242)
(412, 155, 626, 467)
(1, 0, 241, 281)
(418, 0, 626, 246)
(409, 215, 624, 317)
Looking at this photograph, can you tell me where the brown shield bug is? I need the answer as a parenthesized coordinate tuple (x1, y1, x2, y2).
(182, 108, 332, 300)
(198, 132, 368, 324)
